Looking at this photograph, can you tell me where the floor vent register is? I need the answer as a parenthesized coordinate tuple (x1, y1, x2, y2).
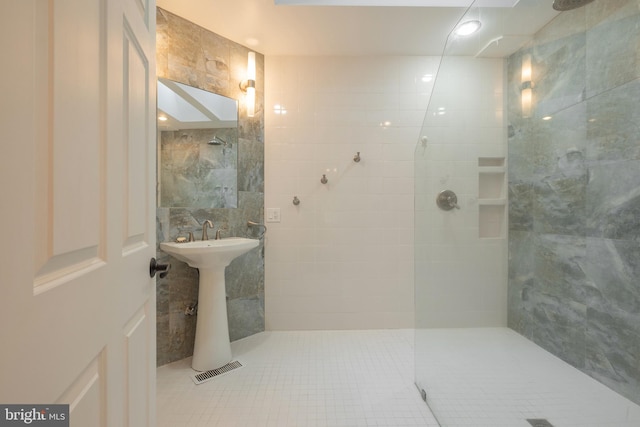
(190, 360, 243, 385)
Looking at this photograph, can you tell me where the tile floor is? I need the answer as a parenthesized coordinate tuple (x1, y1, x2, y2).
(415, 328, 640, 427)
(156, 329, 439, 426)
(157, 328, 640, 427)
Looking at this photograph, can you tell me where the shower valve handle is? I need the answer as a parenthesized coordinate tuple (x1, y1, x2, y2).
(436, 190, 460, 211)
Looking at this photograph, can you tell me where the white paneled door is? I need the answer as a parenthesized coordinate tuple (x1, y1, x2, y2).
(0, 0, 157, 426)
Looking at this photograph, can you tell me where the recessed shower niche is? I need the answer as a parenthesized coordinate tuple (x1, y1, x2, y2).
(478, 157, 506, 238)
(157, 78, 239, 209)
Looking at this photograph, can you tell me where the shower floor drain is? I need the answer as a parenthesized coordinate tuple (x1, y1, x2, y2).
(190, 360, 243, 385)
(527, 419, 555, 427)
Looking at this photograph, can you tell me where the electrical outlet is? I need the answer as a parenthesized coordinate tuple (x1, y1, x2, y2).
(266, 208, 281, 223)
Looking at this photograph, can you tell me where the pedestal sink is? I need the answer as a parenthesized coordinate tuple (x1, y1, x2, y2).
(160, 238, 259, 371)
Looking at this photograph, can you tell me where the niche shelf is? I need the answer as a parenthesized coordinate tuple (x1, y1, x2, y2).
(478, 157, 506, 239)
(479, 205, 505, 238)
(478, 157, 504, 167)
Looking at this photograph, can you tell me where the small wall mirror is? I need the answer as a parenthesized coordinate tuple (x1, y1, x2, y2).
(157, 78, 239, 208)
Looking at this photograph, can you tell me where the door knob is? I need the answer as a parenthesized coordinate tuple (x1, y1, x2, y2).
(149, 257, 171, 279)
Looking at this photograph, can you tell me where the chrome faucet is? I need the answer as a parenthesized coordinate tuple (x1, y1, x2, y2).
(201, 220, 214, 240)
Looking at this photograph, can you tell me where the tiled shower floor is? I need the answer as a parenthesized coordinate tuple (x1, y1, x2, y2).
(156, 328, 640, 427)
(415, 328, 640, 427)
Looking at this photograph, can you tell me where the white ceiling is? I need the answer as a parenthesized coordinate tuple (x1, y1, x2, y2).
(156, 0, 559, 57)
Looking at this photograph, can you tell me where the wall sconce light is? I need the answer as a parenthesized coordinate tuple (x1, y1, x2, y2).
(239, 51, 256, 117)
(521, 53, 533, 118)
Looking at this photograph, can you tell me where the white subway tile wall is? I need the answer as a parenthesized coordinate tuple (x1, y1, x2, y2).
(414, 56, 508, 328)
(265, 55, 507, 330)
(264, 56, 440, 330)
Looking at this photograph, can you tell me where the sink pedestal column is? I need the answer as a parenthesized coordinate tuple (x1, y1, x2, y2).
(159, 238, 259, 372)
(192, 267, 231, 372)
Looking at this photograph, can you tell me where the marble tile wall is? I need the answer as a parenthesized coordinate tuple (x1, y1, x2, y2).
(155, 8, 265, 366)
(507, 0, 640, 405)
(160, 127, 238, 208)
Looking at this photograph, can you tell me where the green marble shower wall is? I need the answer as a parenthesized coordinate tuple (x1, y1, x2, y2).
(155, 8, 265, 366)
(507, 0, 640, 405)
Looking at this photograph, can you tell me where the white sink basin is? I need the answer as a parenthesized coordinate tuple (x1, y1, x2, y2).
(160, 237, 259, 372)
(160, 237, 258, 269)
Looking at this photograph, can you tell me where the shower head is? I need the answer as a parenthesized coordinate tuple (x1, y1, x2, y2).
(208, 136, 231, 147)
(552, 0, 595, 11)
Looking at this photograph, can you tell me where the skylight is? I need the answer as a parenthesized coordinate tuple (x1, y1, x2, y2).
(274, 0, 520, 7)
(157, 79, 237, 128)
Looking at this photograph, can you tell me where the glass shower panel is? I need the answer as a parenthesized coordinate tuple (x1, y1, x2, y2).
(415, 0, 640, 425)
(414, 3, 509, 423)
